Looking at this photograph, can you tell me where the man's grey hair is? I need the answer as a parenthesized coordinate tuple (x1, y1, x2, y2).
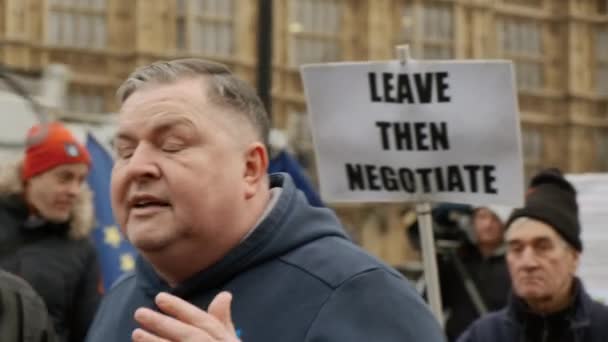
(116, 58, 270, 148)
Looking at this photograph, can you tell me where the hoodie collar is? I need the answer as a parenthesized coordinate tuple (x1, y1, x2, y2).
(136, 173, 346, 298)
(240, 187, 282, 242)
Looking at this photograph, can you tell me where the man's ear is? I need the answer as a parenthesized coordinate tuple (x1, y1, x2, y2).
(570, 249, 581, 275)
(243, 142, 269, 199)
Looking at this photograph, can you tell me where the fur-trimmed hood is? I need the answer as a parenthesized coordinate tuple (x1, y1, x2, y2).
(0, 161, 95, 240)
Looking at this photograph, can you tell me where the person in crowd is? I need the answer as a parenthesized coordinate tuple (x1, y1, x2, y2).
(458, 168, 608, 342)
(439, 204, 511, 341)
(85, 58, 445, 342)
(0, 269, 56, 341)
(0, 122, 101, 342)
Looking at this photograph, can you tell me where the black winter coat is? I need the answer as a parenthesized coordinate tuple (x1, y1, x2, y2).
(439, 241, 511, 341)
(0, 194, 100, 342)
(457, 278, 608, 342)
(0, 269, 56, 341)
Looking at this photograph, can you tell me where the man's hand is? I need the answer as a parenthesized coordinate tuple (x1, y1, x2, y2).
(132, 291, 240, 342)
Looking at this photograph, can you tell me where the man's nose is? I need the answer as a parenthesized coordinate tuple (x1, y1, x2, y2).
(519, 246, 540, 269)
(125, 143, 161, 180)
(66, 180, 81, 196)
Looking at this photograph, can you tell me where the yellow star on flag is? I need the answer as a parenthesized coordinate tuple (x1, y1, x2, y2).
(104, 225, 122, 248)
(120, 253, 135, 272)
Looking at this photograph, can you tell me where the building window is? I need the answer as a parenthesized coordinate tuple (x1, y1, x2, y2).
(175, 0, 235, 57)
(68, 88, 105, 113)
(596, 28, 608, 96)
(398, 1, 454, 59)
(502, 0, 543, 7)
(288, 0, 343, 66)
(599, 0, 608, 14)
(176, 0, 187, 50)
(47, 0, 107, 49)
(522, 127, 543, 172)
(498, 18, 543, 90)
(12, 2, 28, 39)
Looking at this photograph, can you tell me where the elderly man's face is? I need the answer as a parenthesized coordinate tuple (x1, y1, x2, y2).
(111, 79, 254, 253)
(506, 219, 579, 306)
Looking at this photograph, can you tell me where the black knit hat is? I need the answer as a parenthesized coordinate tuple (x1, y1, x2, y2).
(505, 168, 582, 251)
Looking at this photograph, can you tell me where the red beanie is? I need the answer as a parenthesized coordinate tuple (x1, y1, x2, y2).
(22, 122, 91, 181)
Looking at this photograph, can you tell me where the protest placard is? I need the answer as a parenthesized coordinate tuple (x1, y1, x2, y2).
(301, 60, 524, 207)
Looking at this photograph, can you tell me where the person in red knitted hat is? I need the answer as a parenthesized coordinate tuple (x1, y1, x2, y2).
(0, 121, 100, 342)
(21, 122, 92, 222)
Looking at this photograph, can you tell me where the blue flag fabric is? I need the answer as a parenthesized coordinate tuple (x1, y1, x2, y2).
(268, 150, 324, 207)
(86, 133, 137, 291)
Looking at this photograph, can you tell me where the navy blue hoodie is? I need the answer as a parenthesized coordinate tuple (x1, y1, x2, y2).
(86, 173, 444, 341)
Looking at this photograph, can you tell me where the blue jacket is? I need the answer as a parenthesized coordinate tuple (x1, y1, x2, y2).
(457, 278, 608, 342)
(86, 173, 444, 341)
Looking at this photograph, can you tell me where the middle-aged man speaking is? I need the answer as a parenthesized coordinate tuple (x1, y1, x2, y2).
(85, 58, 445, 342)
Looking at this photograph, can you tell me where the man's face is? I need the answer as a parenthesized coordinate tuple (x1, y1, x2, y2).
(473, 207, 504, 245)
(25, 163, 89, 223)
(111, 79, 255, 253)
(506, 219, 579, 304)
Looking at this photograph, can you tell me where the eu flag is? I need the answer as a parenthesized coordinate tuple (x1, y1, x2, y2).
(86, 133, 137, 290)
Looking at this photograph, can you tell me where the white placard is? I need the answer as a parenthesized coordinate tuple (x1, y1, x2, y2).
(301, 60, 524, 207)
(568, 173, 608, 303)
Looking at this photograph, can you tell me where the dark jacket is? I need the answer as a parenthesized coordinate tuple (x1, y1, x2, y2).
(457, 278, 608, 342)
(86, 173, 445, 342)
(0, 163, 100, 342)
(0, 269, 56, 341)
(439, 240, 511, 341)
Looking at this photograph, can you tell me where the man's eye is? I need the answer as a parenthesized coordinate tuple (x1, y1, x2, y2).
(57, 174, 71, 183)
(161, 142, 184, 152)
(508, 245, 523, 254)
(116, 148, 134, 159)
(535, 241, 553, 253)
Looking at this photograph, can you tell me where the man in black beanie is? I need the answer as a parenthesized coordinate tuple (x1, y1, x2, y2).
(457, 168, 608, 342)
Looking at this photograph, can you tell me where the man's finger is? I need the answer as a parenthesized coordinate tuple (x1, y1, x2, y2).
(207, 292, 236, 332)
(131, 328, 171, 342)
(134, 307, 213, 341)
(154, 292, 226, 338)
